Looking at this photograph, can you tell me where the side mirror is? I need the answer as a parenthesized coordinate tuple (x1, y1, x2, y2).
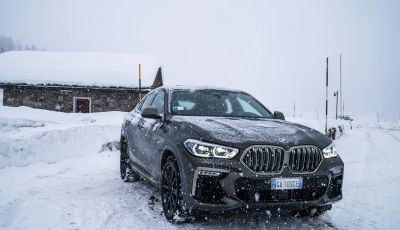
(142, 106, 159, 119)
(274, 111, 285, 120)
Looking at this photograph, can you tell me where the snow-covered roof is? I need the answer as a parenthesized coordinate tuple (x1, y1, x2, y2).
(0, 51, 160, 88)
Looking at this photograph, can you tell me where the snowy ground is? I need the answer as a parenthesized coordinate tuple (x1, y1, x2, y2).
(1, 106, 399, 229)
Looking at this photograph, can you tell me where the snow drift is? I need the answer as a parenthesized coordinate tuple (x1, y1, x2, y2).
(0, 106, 124, 168)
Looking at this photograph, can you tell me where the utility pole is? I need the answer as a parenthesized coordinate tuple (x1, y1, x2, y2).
(339, 54, 343, 118)
(138, 64, 142, 100)
(343, 100, 345, 117)
(334, 91, 338, 120)
(325, 57, 329, 135)
(293, 101, 296, 118)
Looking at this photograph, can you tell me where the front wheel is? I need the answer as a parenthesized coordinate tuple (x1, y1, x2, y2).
(161, 155, 188, 223)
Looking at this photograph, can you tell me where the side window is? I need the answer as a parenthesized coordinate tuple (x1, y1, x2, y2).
(225, 99, 233, 114)
(138, 91, 156, 112)
(151, 90, 165, 115)
(135, 98, 145, 111)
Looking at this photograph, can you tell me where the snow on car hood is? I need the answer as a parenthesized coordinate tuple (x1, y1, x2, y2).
(173, 116, 331, 149)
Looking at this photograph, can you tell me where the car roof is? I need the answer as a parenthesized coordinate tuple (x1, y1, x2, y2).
(157, 85, 245, 93)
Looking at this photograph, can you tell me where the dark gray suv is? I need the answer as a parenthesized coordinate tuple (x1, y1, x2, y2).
(120, 86, 344, 222)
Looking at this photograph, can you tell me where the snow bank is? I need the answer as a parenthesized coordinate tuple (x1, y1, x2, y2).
(0, 107, 353, 168)
(288, 117, 350, 133)
(0, 51, 160, 87)
(0, 106, 125, 168)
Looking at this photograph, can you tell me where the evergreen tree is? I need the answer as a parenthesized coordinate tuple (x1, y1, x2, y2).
(0, 35, 44, 52)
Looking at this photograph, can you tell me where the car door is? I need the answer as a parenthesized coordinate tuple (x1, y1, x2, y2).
(137, 89, 166, 175)
(126, 91, 156, 169)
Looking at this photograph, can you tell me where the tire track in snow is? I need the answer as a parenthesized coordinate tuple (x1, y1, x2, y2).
(364, 130, 387, 157)
(384, 130, 400, 143)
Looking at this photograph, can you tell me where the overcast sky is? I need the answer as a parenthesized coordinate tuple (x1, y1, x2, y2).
(1, 0, 399, 120)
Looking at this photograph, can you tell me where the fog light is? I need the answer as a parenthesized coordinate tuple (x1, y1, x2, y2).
(330, 166, 343, 175)
(198, 171, 222, 177)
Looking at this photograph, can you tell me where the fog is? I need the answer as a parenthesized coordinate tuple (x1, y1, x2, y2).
(1, 0, 399, 120)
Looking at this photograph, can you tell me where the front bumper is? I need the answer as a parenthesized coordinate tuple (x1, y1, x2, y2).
(177, 147, 344, 212)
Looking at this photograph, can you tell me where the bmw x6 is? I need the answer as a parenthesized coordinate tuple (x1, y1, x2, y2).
(120, 86, 344, 222)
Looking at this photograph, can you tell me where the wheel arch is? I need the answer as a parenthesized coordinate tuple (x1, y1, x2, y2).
(160, 148, 175, 170)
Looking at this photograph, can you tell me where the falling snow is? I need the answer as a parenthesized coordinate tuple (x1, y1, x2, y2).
(1, 106, 400, 229)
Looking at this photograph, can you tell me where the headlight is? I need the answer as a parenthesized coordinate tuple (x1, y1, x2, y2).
(323, 143, 338, 158)
(183, 139, 239, 159)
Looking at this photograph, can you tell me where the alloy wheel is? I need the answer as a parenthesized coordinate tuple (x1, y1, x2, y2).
(162, 164, 179, 216)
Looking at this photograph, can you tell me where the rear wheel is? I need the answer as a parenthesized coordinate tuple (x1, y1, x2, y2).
(161, 155, 188, 223)
(120, 138, 140, 182)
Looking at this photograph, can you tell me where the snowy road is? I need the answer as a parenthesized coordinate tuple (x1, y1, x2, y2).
(329, 123, 400, 229)
(1, 107, 400, 229)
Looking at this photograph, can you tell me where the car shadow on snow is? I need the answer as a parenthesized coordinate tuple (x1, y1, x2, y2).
(180, 209, 339, 230)
(127, 179, 339, 230)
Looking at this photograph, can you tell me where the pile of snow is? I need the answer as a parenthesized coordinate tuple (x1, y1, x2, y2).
(288, 117, 351, 138)
(0, 106, 125, 168)
(0, 51, 160, 88)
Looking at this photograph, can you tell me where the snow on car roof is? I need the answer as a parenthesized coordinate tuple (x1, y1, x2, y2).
(0, 51, 160, 88)
(161, 84, 244, 92)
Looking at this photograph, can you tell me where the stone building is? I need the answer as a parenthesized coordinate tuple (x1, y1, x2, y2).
(0, 51, 163, 112)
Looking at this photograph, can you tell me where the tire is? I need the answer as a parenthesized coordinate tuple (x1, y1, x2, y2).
(120, 138, 140, 182)
(161, 155, 188, 223)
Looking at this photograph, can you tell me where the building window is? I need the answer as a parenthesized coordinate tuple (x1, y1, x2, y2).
(73, 97, 92, 113)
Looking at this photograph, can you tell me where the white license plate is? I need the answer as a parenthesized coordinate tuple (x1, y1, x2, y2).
(271, 177, 303, 190)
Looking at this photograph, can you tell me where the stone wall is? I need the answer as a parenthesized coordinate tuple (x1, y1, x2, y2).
(0, 84, 149, 112)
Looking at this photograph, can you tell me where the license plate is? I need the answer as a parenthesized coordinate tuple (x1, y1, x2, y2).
(271, 177, 303, 190)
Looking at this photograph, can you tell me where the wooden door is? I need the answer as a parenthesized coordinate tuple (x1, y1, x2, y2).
(76, 98, 90, 113)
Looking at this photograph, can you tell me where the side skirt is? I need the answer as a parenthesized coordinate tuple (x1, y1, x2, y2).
(129, 159, 160, 188)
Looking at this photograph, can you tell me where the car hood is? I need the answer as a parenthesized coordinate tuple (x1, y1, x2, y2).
(173, 116, 331, 149)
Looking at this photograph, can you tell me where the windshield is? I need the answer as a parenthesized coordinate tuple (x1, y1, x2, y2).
(171, 89, 274, 118)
